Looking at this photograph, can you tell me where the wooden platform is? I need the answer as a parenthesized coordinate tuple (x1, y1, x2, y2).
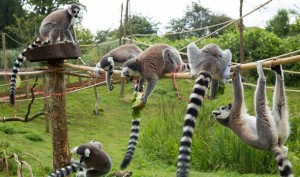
(23, 42, 82, 62)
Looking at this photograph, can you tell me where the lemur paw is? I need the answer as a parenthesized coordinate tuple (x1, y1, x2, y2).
(256, 61, 265, 79)
(233, 64, 241, 77)
(270, 64, 282, 77)
(109, 84, 114, 91)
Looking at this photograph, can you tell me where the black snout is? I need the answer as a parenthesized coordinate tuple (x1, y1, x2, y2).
(212, 111, 220, 117)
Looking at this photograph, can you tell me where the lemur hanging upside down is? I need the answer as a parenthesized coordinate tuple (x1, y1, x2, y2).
(212, 62, 293, 177)
(95, 44, 143, 91)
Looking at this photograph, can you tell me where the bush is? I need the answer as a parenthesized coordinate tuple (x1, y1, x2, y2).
(24, 132, 43, 142)
(1, 126, 16, 135)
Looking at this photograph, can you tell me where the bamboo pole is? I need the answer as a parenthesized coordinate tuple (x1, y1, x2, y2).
(63, 55, 300, 79)
(230, 55, 300, 72)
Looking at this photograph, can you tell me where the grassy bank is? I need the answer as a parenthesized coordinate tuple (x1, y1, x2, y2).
(0, 75, 299, 176)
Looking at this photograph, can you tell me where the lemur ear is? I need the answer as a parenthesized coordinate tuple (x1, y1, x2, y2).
(108, 57, 115, 66)
(84, 148, 90, 157)
(222, 49, 232, 65)
(71, 146, 78, 153)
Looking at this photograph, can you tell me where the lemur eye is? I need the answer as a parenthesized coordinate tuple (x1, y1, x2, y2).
(72, 10, 76, 13)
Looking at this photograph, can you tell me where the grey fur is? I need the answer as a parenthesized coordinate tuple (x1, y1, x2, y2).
(96, 44, 143, 91)
(177, 43, 232, 177)
(212, 62, 293, 177)
(121, 44, 185, 104)
(9, 4, 80, 105)
(48, 141, 112, 177)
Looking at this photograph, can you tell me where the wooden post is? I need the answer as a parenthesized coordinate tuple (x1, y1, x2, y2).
(48, 60, 70, 169)
(119, 2, 124, 46)
(21, 42, 81, 170)
(239, 0, 245, 63)
(43, 73, 50, 133)
(122, 0, 129, 45)
(119, 77, 125, 98)
(93, 79, 99, 115)
(25, 75, 30, 99)
(2, 33, 7, 71)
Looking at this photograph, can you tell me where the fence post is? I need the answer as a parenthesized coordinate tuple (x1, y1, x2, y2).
(2, 33, 7, 71)
(43, 73, 50, 133)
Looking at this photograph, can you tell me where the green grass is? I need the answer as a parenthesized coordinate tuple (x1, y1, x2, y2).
(0, 76, 299, 177)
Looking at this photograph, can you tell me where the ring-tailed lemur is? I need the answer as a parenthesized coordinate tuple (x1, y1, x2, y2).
(95, 44, 143, 91)
(48, 140, 112, 177)
(177, 43, 231, 177)
(120, 118, 140, 169)
(212, 62, 293, 177)
(121, 43, 188, 105)
(120, 44, 189, 170)
(9, 4, 80, 105)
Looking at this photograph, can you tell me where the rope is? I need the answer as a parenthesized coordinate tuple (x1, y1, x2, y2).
(243, 82, 300, 93)
(5, 33, 27, 47)
(128, 19, 235, 37)
(178, 0, 273, 52)
(172, 72, 189, 102)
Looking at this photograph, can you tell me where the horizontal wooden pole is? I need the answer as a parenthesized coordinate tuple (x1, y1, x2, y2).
(230, 55, 300, 72)
(2, 55, 299, 78)
(0, 68, 63, 76)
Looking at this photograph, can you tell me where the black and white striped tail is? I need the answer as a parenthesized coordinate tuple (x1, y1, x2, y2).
(9, 37, 42, 105)
(120, 118, 140, 169)
(177, 72, 212, 177)
(275, 151, 294, 177)
(48, 163, 81, 177)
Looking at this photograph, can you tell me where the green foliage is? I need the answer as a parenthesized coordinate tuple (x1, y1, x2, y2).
(75, 25, 94, 44)
(266, 9, 290, 37)
(23, 0, 81, 15)
(0, 0, 26, 48)
(166, 1, 233, 39)
(0, 126, 16, 135)
(5, 13, 43, 45)
(24, 131, 43, 142)
(130, 14, 159, 35)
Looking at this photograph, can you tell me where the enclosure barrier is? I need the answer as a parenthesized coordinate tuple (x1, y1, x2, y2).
(63, 55, 300, 79)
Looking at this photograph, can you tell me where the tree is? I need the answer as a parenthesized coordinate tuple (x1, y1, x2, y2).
(75, 25, 94, 44)
(166, 1, 232, 39)
(266, 9, 289, 37)
(22, 0, 82, 15)
(288, 9, 300, 36)
(0, 0, 26, 48)
(129, 14, 159, 35)
(97, 13, 159, 42)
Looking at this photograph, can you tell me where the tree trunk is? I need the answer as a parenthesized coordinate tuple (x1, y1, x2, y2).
(48, 60, 70, 169)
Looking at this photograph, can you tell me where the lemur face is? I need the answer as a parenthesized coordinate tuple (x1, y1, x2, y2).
(212, 103, 231, 126)
(68, 4, 80, 18)
(121, 67, 139, 79)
